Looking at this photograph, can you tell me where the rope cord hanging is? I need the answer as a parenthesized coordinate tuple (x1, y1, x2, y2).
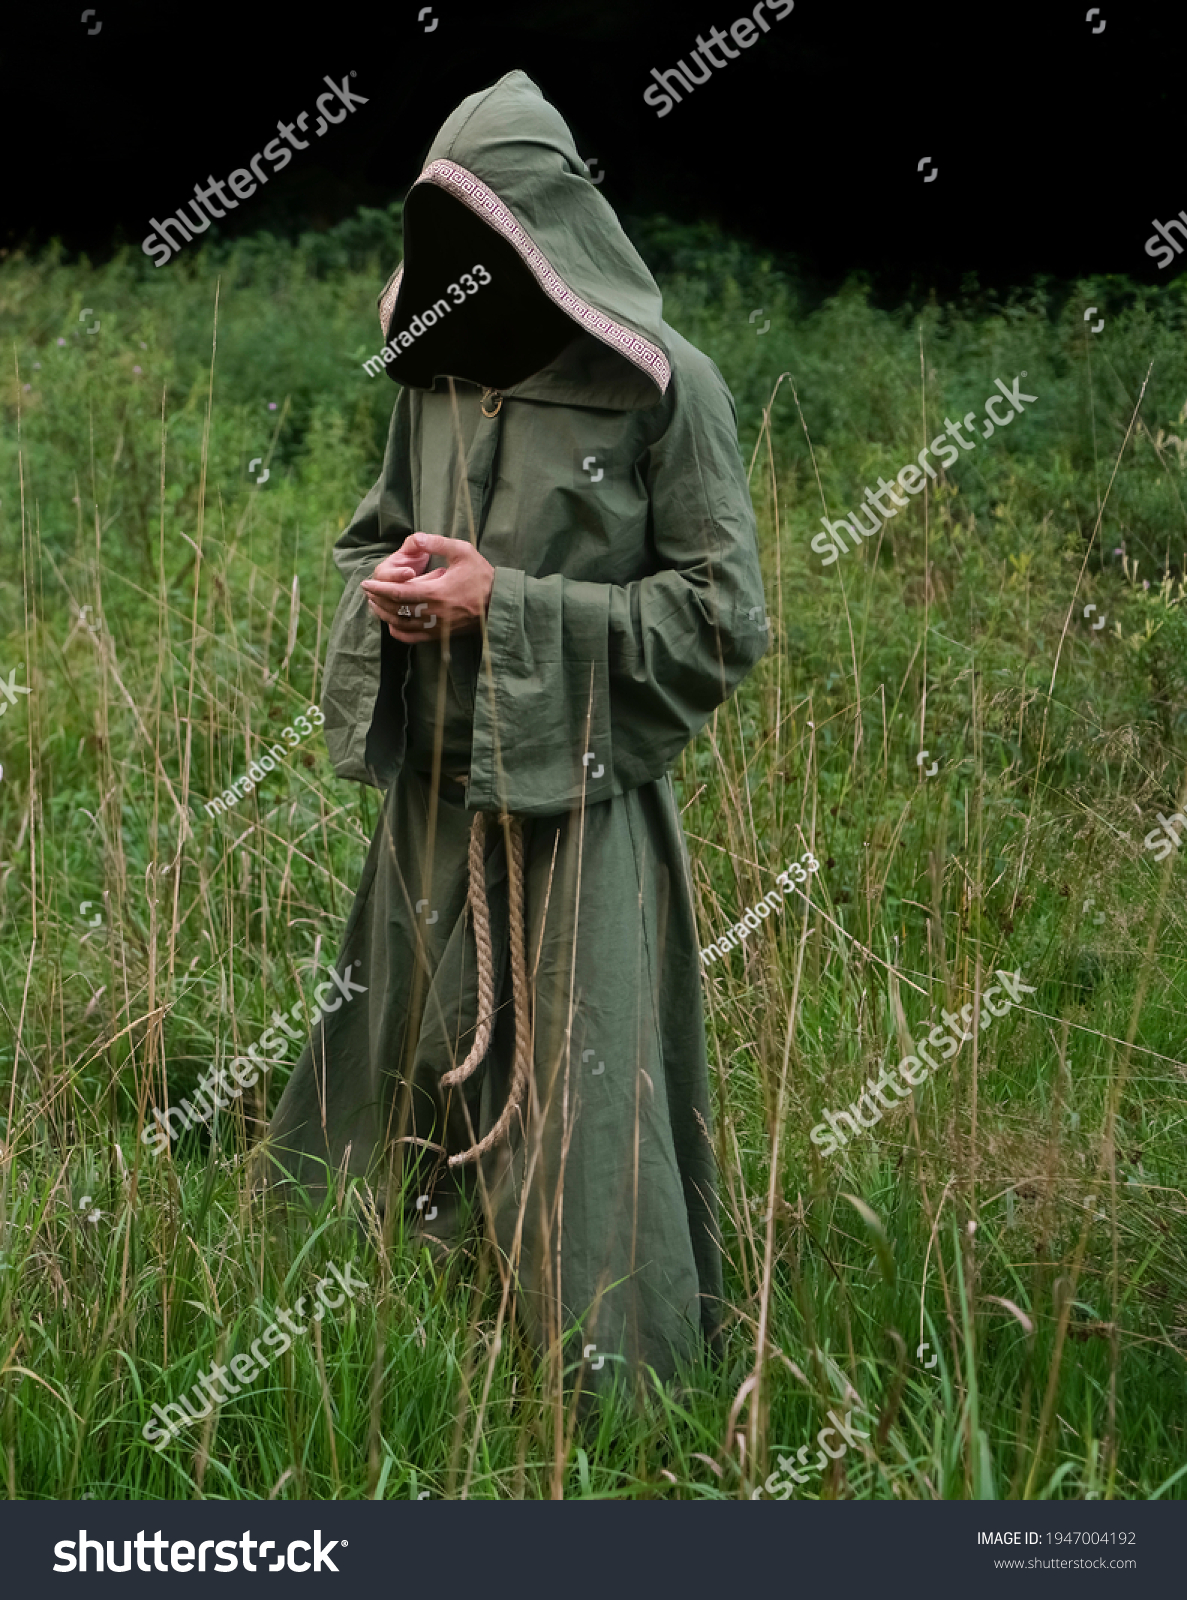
(439, 811, 494, 1090)
(442, 809, 532, 1167)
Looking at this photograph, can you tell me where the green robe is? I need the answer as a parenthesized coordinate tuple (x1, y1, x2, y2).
(266, 70, 768, 1387)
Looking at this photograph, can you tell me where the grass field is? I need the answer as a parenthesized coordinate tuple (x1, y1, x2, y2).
(1, 206, 1185, 1500)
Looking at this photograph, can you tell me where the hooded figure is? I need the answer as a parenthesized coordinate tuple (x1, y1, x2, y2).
(264, 70, 768, 1390)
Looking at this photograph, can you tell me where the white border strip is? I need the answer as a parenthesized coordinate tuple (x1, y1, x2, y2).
(378, 264, 404, 341)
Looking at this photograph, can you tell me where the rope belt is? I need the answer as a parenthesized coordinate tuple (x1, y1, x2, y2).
(439, 809, 532, 1168)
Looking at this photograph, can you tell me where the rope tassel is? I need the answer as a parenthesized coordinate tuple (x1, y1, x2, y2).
(444, 810, 532, 1167)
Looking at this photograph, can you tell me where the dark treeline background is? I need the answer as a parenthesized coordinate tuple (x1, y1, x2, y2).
(6, 0, 1185, 297)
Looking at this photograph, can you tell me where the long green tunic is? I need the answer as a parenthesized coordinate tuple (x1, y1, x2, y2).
(266, 70, 768, 1386)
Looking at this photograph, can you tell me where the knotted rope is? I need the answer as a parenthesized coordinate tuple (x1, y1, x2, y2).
(442, 809, 532, 1167)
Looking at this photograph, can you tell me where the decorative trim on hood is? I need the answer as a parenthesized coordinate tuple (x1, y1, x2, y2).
(378, 265, 404, 337)
(378, 158, 671, 396)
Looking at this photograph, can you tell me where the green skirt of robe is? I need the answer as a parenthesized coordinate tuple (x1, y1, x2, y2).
(266, 727, 724, 1388)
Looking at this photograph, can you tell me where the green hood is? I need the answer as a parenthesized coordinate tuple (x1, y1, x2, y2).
(377, 70, 671, 401)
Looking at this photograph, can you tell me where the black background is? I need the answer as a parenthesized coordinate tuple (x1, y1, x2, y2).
(5, 0, 1184, 297)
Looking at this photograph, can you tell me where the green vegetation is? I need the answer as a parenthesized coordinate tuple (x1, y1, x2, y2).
(0, 209, 1185, 1500)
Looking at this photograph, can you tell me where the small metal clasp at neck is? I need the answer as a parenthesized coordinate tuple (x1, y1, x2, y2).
(480, 388, 504, 418)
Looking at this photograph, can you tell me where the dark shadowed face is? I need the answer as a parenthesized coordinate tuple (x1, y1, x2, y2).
(383, 185, 580, 390)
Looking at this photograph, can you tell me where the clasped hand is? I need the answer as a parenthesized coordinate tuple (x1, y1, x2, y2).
(361, 532, 495, 643)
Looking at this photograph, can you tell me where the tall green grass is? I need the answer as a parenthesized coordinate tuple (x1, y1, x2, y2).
(0, 210, 1185, 1500)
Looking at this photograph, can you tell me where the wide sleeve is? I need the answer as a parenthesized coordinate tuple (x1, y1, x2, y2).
(321, 389, 417, 786)
(466, 355, 768, 817)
